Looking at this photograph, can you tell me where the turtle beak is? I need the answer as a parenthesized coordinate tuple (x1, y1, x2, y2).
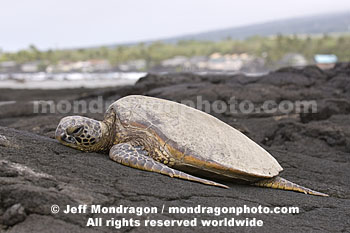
(58, 133, 66, 142)
(56, 133, 64, 143)
(55, 126, 64, 142)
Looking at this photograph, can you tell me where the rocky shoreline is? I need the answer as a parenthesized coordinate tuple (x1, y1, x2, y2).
(0, 64, 349, 232)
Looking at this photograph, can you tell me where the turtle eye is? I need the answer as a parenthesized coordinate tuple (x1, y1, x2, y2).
(67, 126, 84, 136)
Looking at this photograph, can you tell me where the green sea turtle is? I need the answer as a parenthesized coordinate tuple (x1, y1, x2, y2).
(56, 95, 328, 196)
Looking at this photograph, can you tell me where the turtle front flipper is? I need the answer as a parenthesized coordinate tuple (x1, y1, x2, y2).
(109, 143, 228, 189)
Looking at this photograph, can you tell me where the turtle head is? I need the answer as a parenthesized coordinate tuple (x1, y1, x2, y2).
(56, 116, 106, 152)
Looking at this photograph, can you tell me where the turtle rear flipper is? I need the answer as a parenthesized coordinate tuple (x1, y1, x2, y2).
(252, 176, 328, 197)
(109, 143, 228, 189)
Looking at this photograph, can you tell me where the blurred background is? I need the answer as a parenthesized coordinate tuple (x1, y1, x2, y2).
(0, 0, 349, 88)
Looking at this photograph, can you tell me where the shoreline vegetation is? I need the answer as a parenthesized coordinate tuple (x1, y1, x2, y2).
(1, 34, 349, 72)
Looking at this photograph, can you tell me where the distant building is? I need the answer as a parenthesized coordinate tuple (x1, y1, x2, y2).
(0, 61, 17, 72)
(314, 54, 337, 70)
(183, 56, 208, 71)
(209, 53, 222, 59)
(206, 53, 253, 71)
(156, 53, 264, 72)
(47, 59, 112, 73)
(84, 59, 111, 72)
(118, 59, 146, 71)
(161, 56, 188, 67)
(21, 62, 39, 72)
(279, 53, 308, 67)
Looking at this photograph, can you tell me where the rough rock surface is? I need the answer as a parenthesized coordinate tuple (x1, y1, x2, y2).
(1, 63, 350, 232)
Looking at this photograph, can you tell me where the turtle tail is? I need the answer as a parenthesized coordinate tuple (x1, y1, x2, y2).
(252, 176, 328, 197)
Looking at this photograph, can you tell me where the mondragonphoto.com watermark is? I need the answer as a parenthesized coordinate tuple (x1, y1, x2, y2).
(32, 96, 317, 115)
(49, 204, 300, 229)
